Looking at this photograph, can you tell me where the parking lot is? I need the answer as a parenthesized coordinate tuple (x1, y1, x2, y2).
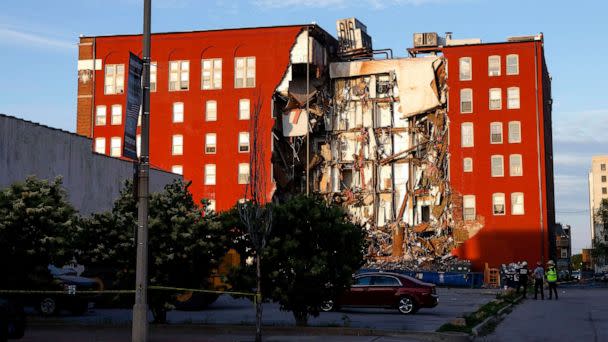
(29, 287, 499, 332)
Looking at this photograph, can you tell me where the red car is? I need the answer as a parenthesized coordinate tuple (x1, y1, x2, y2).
(321, 272, 438, 314)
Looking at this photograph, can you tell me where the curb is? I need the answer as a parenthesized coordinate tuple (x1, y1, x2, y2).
(470, 295, 522, 337)
(27, 321, 470, 342)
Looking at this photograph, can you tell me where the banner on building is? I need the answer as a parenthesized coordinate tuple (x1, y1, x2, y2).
(123, 52, 143, 160)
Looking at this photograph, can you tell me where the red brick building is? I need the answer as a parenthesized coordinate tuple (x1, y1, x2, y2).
(442, 36, 555, 269)
(76, 25, 332, 211)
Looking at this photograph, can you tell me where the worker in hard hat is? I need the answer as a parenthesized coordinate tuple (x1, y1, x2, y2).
(533, 261, 545, 300)
(516, 261, 529, 298)
(546, 260, 558, 300)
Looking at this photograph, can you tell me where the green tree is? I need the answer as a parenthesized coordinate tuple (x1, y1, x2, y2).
(571, 254, 582, 270)
(592, 199, 608, 262)
(228, 195, 367, 326)
(75, 180, 227, 322)
(0, 176, 76, 288)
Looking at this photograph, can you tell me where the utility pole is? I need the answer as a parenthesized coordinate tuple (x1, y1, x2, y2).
(305, 26, 310, 195)
(132, 0, 151, 341)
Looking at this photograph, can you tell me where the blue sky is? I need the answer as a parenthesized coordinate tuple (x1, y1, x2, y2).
(0, 0, 605, 253)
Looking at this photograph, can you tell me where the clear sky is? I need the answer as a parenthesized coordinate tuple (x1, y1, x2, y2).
(0, 0, 605, 254)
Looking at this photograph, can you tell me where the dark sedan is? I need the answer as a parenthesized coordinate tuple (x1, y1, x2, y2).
(321, 272, 438, 314)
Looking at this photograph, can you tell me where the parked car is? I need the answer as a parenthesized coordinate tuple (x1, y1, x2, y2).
(572, 270, 581, 280)
(0, 298, 25, 340)
(321, 272, 438, 314)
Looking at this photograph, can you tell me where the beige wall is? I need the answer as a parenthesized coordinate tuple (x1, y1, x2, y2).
(589, 156, 608, 242)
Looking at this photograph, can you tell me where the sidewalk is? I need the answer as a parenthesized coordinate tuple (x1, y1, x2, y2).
(21, 325, 470, 342)
(479, 286, 608, 341)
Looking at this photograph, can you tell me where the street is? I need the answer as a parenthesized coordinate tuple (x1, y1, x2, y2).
(480, 285, 608, 341)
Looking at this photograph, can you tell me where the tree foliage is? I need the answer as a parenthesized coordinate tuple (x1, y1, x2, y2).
(0, 176, 77, 288)
(74, 179, 228, 322)
(227, 194, 367, 326)
(592, 199, 608, 260)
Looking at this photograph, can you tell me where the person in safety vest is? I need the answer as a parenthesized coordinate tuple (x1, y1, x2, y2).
(516, 261, 529, 298)
(546, 260, 558, 300)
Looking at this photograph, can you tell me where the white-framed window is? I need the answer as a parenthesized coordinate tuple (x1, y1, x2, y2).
(94, 137, 106, 154)
(508, 121, 522, 143)
(489, 88, 502, 110)
(461, 122, 474, 147)
(507, 87, 520, 109)
(171, 165, 183, 175)
(201, 58, 222, 90)
(460, 89, 473, 113)
(463, 157, 473, 173)
(136, 134, 141, 157)
(491, 155, 504, 177)
(235, 57, 256, 88)
(208, 199, 216, 212)
(506, 54, 519, 75)
(110, 137, 121, 157)
(511, 192, 524, 215)
(488, 55, 501, 76)
(104, 64, 125, 94)
(238, 163, 250, 184)
(172, 134, 183, 155)
(492, 193, 506, 215)
(510, 154, 523, 176)
(205, 164, 216, 185)
(150, 62, 157, 92)
(205, 100, 217, 121)
(463, 195, 476, 221)
(169, 60, 189, 91)
(490, 122, 503, 144)
(111, 104, 122, 125)
(173, 102, 184, 123)
(459, 57, 472, 81)
(205, 133, 217, 154)
(239, 132, 250, 153)
(239, 99, 251, 120)
(95, 105, 107, 126)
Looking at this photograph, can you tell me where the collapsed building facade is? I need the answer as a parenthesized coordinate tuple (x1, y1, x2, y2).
(272, 19, 555, 271)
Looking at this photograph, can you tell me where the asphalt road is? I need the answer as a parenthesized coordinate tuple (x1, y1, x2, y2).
(28, 287, 498, 332)
(479, 285, 608, 341)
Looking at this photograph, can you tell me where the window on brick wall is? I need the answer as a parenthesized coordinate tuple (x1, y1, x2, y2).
(205, 133, 216, 154)
(463, 195, 476, 221)
(459, 57, 472, 81)
(493, 193, 506, 215)
(491, 155, 504, 177)
(490, 122, 503, 144)
(507, 87, 520, 109)
(488, 55, 501, 76)
(238, 163, 250, 184)
(510, 154, 523, 176)
(171, 165, 183, 175)
(111, 105, 122, 125)
(506, 54, 519, 75)
(105, 64, 125, 94)
(239, 132, 250, 153)
(208, 199, 216, 212)
(461, 122, 474, 147)
(169, 60, 189, 91)
(173, 102, 184, 123)
(95, 105, 106, 126)
(511, 192, 524, 215)
(235, 57, 255, 88)
(201, 58, 222, 90)
(463, 157, 473, 172)
(205, 100, 217, 121)
(508, 121, 522, 143)
(172, 134, 183, 155)
(94, 137, 106, 154)
(150, 62, 157, 92)
(239, 99, 251, 120)
(460, 89, 473, 113)
(205, 164, 216, 185)
(110, 137, 121, 157)
(489, 88, 502, 110)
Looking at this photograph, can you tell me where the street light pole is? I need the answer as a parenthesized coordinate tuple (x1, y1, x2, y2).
(132, 0, 151, 341)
